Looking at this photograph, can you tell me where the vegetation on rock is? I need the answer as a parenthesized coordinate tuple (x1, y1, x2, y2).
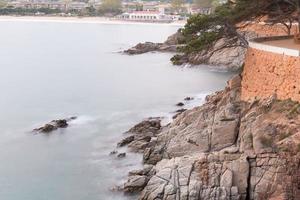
(172, 0, 300, 65)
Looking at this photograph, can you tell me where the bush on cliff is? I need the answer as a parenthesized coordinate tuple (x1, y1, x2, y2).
(178, 0, 255, 54)
(171, 0, 300, 65)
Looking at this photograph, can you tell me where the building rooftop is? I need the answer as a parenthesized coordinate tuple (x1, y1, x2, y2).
(131, 11, 160, 14)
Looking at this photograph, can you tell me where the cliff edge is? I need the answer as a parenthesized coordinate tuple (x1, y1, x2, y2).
(118, 75, 300, 200)
(124, 30, 255, 71)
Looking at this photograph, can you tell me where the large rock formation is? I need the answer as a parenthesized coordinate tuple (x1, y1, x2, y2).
(172, 37, 247, 71)
(124, 42, 182, 55)
(124, 29, 258, 71)
(124, 30, 185, 55)
(172, 31, 258, 71)
(118, 75, 300, 199)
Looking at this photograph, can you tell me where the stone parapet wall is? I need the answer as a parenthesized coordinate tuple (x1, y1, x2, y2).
(241, 47, 300, 102)
(240, 23, 298, 37)
(248, 36, 300, 56)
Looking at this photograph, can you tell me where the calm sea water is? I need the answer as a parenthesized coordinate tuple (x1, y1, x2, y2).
(0, 21, 234, 200)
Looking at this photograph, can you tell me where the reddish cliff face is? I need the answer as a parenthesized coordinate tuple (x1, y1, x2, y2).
(241, 48, 300, 102)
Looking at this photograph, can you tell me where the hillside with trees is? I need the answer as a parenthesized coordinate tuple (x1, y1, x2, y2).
(170, 0, 300, 67)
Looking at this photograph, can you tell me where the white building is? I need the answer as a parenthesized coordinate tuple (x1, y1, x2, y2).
(118, 11, 173, 22)
(69, 2, 87, 10)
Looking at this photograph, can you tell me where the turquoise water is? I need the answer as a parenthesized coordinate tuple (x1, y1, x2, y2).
(0, 21, 233, 200)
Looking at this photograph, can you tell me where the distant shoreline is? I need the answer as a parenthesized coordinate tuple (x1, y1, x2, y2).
(0, 16, 186, 26)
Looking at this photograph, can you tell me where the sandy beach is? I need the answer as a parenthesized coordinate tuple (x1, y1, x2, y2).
(0, 16, 186, 26)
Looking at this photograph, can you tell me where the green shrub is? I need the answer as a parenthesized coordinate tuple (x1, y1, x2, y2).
(171, 55, 183, 65)
(182, 31, 220, 53)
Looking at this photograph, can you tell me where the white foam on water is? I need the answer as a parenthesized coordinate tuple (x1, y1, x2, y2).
(183, 92, 210, 109)
(69, 115, 97, 125)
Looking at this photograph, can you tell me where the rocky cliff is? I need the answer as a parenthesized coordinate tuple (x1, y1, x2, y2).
(124, 30, 256, 71)
(124, 30, 185, 55)
(118, 75, 300, 200)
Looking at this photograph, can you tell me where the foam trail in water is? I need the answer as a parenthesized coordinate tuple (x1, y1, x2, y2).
(183, 92, 209, 109)
(69, 115, 97, 125)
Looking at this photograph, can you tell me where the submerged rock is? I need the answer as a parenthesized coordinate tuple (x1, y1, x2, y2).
(109, 150, 118, 155)
(33, 116, 77, 133)
(35, 124, 57, 133)
(52, 119, 68, 128)
(184, 96, 194, 101)
(176, 102, 184, 107)
(175, 108, 187, 113)
(117, 153, 126, 158)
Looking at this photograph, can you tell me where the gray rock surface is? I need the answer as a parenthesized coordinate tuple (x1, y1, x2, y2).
(123, 31, 184, 55)
(117, 118, 161, 153)
(124, 175, 149, 193)
(124, 30, 254, 71)
(117, 75, 300, 199)
(33, 117, 77, 133)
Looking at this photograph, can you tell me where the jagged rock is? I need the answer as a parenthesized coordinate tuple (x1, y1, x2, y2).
(176, 102, 184, 107)
(124, 175, 148, 193)
(124, 42, 161, 55)
(117, 135, 135, 147)
(172, 108, 187, 119)
(117, 118, 162, 153)
(124, 42, 181, 55)
(127, 118, 161, 135)
(139, 154, 249, 200)
(171, 38, 246, 71)
(184, 97, 194, 101)
(128, 140, 149, 153)
(33, 117, 77, 133)
(52, 119, 68, 128)
(117, 153, 126, 158)
(124, 30, 184, 55)
(208, 42, 246, 71)
(125, 30, 256, 70)
(129, 165, 154, 176)
(35, 124, 57, 133)
(109, 150, 118, 155)
(211, 116, 239, 150)
(68, 116, 77, 120)
(183, 32, 257, 70)
(119, 76, 300, 199)
(175, 108, 187, 113)
(164, 30, 185, 45)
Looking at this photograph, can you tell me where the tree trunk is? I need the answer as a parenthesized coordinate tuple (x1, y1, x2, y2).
(297, 1, 300, 33)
